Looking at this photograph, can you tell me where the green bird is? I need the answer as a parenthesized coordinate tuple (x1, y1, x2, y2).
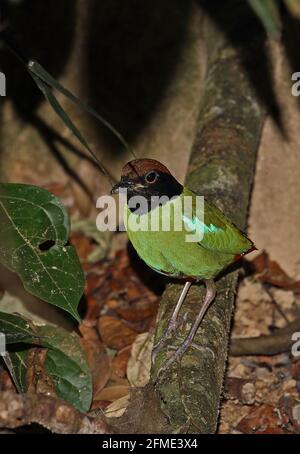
(111, 159, 255, 371)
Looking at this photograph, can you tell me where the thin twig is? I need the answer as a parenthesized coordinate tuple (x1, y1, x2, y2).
(230, 317, 300, 356)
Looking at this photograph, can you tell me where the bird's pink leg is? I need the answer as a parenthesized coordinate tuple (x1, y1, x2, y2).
(157, 279, 216, 375)
(152, 281, 192, 358)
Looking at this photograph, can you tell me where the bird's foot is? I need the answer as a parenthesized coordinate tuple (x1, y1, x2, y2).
(190, 343, 215, 359)
(152, 313, 188, 363)
(155, 279, 216, 378)
(156, 342, 214, 378)
(152, 322, 179, 363)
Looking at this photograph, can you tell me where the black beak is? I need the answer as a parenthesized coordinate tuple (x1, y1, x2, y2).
(111, 182, 122, 195)
(110, 180, 133, 194)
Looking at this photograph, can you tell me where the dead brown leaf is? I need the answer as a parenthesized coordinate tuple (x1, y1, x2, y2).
(106, 297, 157, 322)
(70, 232, 93, 262)
(97, 315, 138, 350)
(279, 394, 300, 433)
(127, 332, 153, 387)
(91, 399, 111, 410)
(251, 251, 300, 293)
(79, 324, 111, 397)
(112, 346, 132, 379)
(82, 247, 160, 333)
(291, 359, 300, 381)
(0, 369, 16, 392)
(26, 348, 57, 398)
(236, 403, 284, 434)
(43, 182, 67, 198)
(94, 384, 129, 402)
(82, 297, 101, 326)
(104, 394, 130, 418)
(225, 377, 256, 405)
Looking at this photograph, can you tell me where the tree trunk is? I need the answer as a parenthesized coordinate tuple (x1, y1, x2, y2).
(151, 7, 266, 433)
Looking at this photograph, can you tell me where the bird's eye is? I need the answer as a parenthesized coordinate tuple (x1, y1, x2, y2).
(145, 171, 159, 184)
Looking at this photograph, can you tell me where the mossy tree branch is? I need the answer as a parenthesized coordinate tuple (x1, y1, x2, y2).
(151, 11, 266, 433)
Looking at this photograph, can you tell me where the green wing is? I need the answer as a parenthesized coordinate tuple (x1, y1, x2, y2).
(183, 188, 253, 255)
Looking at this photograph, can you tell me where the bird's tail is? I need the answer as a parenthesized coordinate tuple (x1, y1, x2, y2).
(234, 244, 258, 262)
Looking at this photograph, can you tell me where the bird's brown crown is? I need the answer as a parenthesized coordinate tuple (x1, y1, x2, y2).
(121, 159, 171, 180)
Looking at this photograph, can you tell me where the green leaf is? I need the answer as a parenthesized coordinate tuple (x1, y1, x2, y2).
(0, 312, 92, 412)
(28, 60, 128, 151)
(36, 324, 92, 412)
(248, 0, 281, 39)
(4, 349, 28, 393)
(28, 61, 133, 183)
(0, 183, 84, 321)
(30, 72, 114, 184)
(1, 40, 135, 181)
(0, 311, 41, 344)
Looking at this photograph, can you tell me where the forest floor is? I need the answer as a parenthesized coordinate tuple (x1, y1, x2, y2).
(2, 215, 299, 433)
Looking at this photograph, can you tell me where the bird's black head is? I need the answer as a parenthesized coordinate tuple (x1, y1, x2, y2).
(111, 159, 183, 212)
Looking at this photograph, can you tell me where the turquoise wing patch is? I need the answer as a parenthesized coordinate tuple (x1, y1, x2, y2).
(182, 188, 252, 254)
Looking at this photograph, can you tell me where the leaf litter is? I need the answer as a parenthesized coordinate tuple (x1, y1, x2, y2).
(72, 239, 162, 415)
(75, 234, 300, 429)
(2, 219, 300, 432)
(219, 251, 300, 434)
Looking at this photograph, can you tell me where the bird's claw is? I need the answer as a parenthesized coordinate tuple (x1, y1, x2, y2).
(156, 343, 215, 378)
(152, 313, 189, 363)
(190, 343, 215, 359)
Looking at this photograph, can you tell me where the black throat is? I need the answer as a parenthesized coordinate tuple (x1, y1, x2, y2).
(126, 173, 183, 214)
